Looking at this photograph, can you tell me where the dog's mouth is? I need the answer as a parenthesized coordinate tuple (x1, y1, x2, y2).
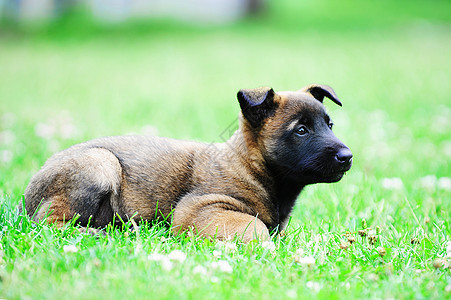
(340, 161, 352, 173)
(323, 172, 345, 183)
(296, 165, 350, 184)
(315, 160, 352, 183)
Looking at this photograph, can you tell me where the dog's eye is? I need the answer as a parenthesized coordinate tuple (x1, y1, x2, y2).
(296, 126, 308, 136)
(328, 122, 334, 130)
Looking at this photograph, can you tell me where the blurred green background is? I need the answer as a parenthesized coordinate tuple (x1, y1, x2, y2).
(1, 0, 450, 205)
(1, 1, 451, 299)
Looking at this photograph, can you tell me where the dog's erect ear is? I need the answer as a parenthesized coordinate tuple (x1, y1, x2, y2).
(301, 84, 342, 106)
(237, 87, 277, 128)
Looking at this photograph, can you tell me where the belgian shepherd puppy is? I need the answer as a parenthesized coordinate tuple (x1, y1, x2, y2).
(23, 84, 352, 242)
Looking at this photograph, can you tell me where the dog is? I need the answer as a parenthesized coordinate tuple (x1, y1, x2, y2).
(22, 84, 352, 242)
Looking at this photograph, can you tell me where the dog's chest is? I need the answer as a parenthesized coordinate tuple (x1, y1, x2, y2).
(270, 182, 304, 230)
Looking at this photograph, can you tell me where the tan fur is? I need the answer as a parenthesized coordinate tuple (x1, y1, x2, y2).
(23, 84, 350, 243)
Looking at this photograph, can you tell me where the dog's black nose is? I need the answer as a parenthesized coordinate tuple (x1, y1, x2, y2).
(335, 148, 353, 164)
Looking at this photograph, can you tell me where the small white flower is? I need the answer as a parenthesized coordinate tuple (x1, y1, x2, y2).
(168, 250, 186, 263)
(381, 177, 404, 190)
(211, 260, 233, 273)
(418, 175, 437, 189)
(295, 248, 305, 257)
(313, 234, 323, 243)
(193, 265, 208, 276)
(224, 242, 238, 253)
(60, 122, 80, 139)
(63, 245, 78, 253)
(134, 243, 142, 255)
(0, 130, 15, 145)
(148, 252, 174, 271)
(286, 289, 297, 298)
(141, 125, 159, 136)
(0, 150, 12, 164)
(161, 258, 173, 271)
(262, 241, 276, 252)
(148, 253, 165, 262)
(48, 140, 61, 153)
(445, 284, 451, 293)
(295, 256, 315, 266)
(213, 250, 222, 258)
(306, 281, 321, 292)
(438, 177, 451, 191)
(35, 122, 56, 140)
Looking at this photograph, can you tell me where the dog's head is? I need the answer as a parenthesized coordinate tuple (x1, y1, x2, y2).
(237, 84, 352, 184)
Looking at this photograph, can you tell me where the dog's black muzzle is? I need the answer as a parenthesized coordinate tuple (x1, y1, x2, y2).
(334, 147, 353, 172)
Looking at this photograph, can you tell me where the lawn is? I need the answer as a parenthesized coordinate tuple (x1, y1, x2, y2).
(0, 0, 450, 299)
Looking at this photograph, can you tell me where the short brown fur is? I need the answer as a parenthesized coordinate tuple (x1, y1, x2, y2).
(22, 85, 352, 242)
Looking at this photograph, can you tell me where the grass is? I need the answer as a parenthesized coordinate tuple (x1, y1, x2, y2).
(1, 0, 450, 299)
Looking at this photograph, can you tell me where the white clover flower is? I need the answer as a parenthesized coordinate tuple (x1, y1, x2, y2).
(161, 258, 173, 271)
(60, 122, 80, 139)
(438, 177, 451, 191)
(294, 248, 305, 258)
(35, 122, 56, 140)
(133, 243, 143, 255)
(148, 253, 165, 262)
(0, 150, 12, 164)
(141, 125, 159, 136)
(215, 241, 225, 248)
(63, 245, 78, 253)
(48, 140, 61, 153)
(313, 234, 323, 243)
(224, 242, 238, 253)
(285, 289, 297, 299)
(212, 250, 222, 258)
(192, 265, 208, 276)
(262, 241, 276, 252)
(295, 256, 315, 266)
(148, 252, 174, 271)
(0, 130, 15, 145)
(211, 260, 233, 273)
(381, 177, 404, 190)
(168, 250, 186, 263)
(306, 281, 321, 292)
(418, 175, 437, 189)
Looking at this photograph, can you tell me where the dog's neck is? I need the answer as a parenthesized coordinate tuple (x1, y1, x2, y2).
(227, 127, 305, 229)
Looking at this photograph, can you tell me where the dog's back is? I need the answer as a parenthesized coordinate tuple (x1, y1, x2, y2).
(24, 135, 206, 226)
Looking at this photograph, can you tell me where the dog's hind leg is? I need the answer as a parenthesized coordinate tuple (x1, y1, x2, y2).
(24, 147, 123, 228)
(173, 194, 270, 243)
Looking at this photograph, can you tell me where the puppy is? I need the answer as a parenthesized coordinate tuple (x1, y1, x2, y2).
(23, 84, 352, 242)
